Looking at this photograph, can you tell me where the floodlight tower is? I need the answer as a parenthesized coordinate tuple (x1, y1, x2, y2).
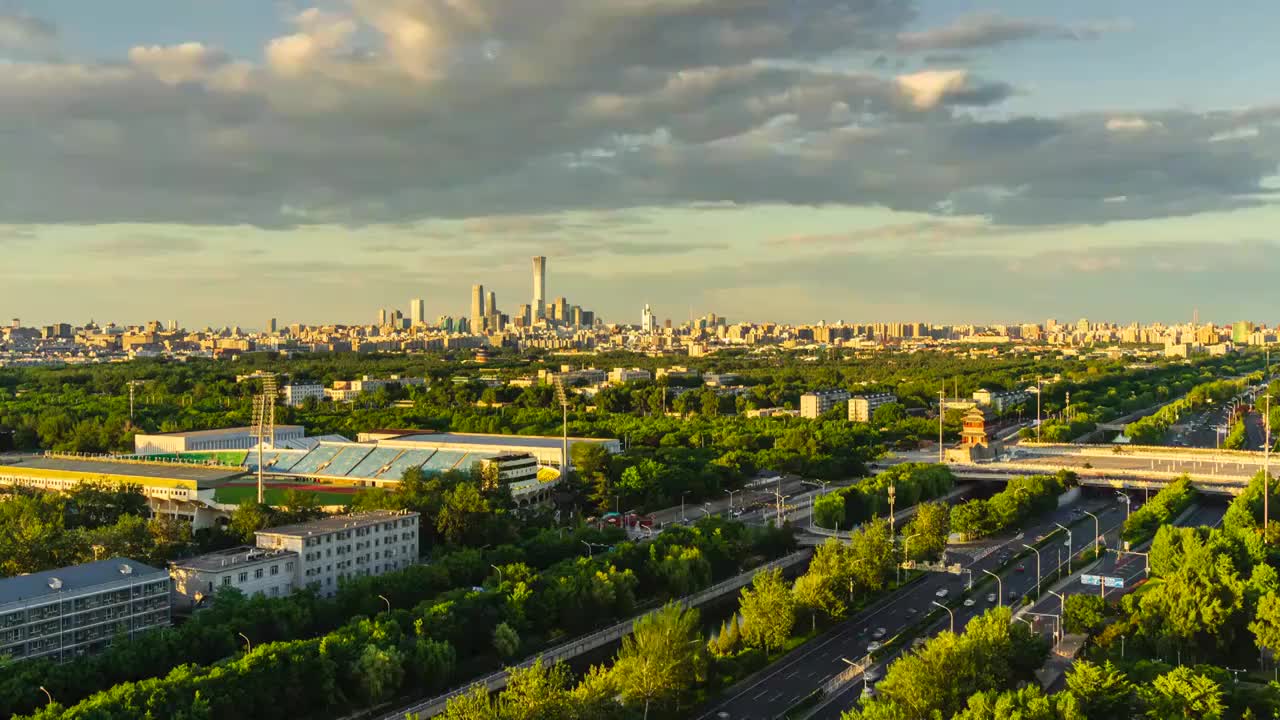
(249, 374, 279, 504)
(553, 375, 570, 474)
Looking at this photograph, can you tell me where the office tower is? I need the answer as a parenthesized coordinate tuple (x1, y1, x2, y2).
(642, 304, 655, 333)
(267, 318, 277, 334)
(410, 298, 425, 326)
(518, 304, 531, 327)
(471, 284, 486, 333)
(378, 308, 388, 326)
(168, 319, 178, 332)
(532, 256, 546, 321)
(581, 310, 595, 327)
(486, 291, 497, 318)
(572, 305, 583, 327)
(555, 297, 568, 324)
(664, 319, 672, 330)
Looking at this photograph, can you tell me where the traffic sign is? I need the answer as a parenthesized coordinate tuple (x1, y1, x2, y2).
(1081, 574, 1124, 589)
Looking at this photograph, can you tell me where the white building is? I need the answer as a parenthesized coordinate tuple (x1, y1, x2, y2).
(609, 367, 652, 384)
(848, 393, 898, 422)
(282, 384, 324, 407)
(134, 426, 306, 455)
(253, 510, 420, 597)
(169, 546, 298, 608)
(971, 389, 1030, 413)
(0, 558, 170, 663)
(799, 389, 851, 419)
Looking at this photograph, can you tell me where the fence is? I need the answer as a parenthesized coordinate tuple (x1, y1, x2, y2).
(381, 548, 813, 720)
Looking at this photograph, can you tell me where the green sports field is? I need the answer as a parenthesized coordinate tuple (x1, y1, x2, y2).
(213, 483, 357, 507)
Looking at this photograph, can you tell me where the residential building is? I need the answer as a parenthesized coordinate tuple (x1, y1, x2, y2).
(800, 389, 851, 419)
(254, 510, 421, 597)
(169, 546, 298, 609)
(971, 388, 1030, 413)
(848, 393, 898, 422)
(609, 367, 652, 384)
(282, 383, 324, 407)
(0, 558, 170, 663)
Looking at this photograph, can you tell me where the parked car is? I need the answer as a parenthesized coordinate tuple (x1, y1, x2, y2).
(936, 588, 949, 598)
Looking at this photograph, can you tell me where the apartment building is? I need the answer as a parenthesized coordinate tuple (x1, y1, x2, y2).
(169, 546, 299, 609)
(799, 389, 851, 419)
(282, 383, 324, 407)
(848, 393, 898, 422)
(253, 510, 420, 596)
(0, 558, 170, 663)
(971, 389, 1030, 414)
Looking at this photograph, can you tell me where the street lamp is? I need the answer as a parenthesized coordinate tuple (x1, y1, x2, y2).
(898, 533, 920, 586)
(378, 594, 391, 613)
(1082, 510, 1101, 557)
(1022, 544, 1042, 598)
(932, 601, 955, 634)
(582, 540, 594, 559)
(38, 687, 52, 706)
(1054, 523, 1073, 574)
(1116, 493, 1131, 521)
(491, 564, 504, 584)
(982, 569, 1003, 606)
(681, 491, 690, 523)
(238, 632, 252, 654)
(726, 489, 740, 512)
(1048, 590, 1066, 620)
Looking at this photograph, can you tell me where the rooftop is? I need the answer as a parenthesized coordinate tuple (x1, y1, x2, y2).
(171, 546, 298, 572)
(136, 425, 304, 439)
(0, 455, 243, 483)
(256, 509, 419, 538)
(0, 558, 166, 608)
(388, 432, 618, 450)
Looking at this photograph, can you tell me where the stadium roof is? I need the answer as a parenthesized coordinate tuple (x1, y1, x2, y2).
(389, 432, 617, 449)
(0, 455, 243, 483)
(135, 425, 303, 438)
(0, 558, 166, 607)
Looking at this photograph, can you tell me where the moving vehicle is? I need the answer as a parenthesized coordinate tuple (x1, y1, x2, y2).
(963, 598, 976, 607)
(935, 588, 949, 598)
(986, 593, 997, 603)
(871, 627, 887, 640)
(866, 641, 883, 653)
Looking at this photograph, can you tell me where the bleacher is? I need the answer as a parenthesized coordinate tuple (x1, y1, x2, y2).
(347, 447, 401, 479)
(378, 449, 436, 480)
(267, 450, 310, 473)
(421, 450, 469, 473)
(320, 445, 374, 477)
(289, 445, 341, 476)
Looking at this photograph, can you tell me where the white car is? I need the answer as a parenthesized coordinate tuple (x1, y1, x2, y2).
(986, 593, 997, 603)
(867, 641, 884, 653)
(871, 627, 887, 640)
(863, 667, 882, 684)
(963, 598, 976, 607)
(935, 588, 949, 598)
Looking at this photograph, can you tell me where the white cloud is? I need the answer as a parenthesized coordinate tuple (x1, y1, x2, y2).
(0, 12, 55, 50)
(129, 43, 230, 85)
(896, 69, 969, 109)
(1106, 116, 1161, 132)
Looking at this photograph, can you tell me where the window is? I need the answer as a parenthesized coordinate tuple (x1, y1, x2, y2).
(286, 561, 294, 571)
(270, 565, 279, 576)
(221, 576, 231, 586)
(254, 568, 264, 579)
(270, 587, 279, 597)
(238, 572, 248, 583)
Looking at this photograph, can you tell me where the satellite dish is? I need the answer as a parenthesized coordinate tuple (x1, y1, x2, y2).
(47, 578, 62, 590)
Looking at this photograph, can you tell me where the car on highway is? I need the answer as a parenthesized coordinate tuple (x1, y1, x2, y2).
(986, 593, 997, 603)
(871, 627, 887, 640)
(1015, 564, 1026, 573)
(863, 667, 882, 684)
(963, 598, 976, 607)
(905, 607, 918, 616)
(1008, 591, 1020, 602)
(866, 641, 884, 653)
(935, 588, 949, 598)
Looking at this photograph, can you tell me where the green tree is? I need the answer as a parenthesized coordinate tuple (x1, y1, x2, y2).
(901, 501, 950, 561)
(871, 402, 907, 426)
(493, 622, 521, 660)
(611, 602, 702, 716)
(228, 500, 273, 544)
(437, 482, 490, 545)
(354, 644, 405, 704)
(1140, 666, 1225, 720)
(738, 567, 796, 653)
(1250, 593, 1280, 659)
(1059, 661, 1136, 720)
(1062, 594, 1107, 635)
(813, 493, 845, 530)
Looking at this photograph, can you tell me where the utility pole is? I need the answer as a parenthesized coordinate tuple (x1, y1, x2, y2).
(887, 484, 896, 537)
(938, 389, 945, 463)
(1036, 376, 1042, 442)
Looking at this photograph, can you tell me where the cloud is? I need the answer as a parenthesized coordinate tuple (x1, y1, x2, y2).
(88, 234, 206, 257)
(0, 12, 55, 49)
(1106, 116, 1162, 132)
(897, 13, 1127, 52)
(896, 69, 976, 109)
(129, 43, 230, 85)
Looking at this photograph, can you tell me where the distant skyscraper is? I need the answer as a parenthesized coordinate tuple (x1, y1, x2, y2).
(410, 298, 425, 326)
(518, 304, 532, 327)
(555, 297, 568, 324)
(378, 308, 388, 326)
(266, 318, 277, 334)
(532, 256, 546, 321)
(471, 284, 486, 333)
(642, 304, 655, 333)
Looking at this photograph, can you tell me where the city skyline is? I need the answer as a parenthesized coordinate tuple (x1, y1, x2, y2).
(2, 1, 1280, 325)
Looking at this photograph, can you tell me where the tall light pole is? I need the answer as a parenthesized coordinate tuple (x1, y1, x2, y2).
(238, 632, 252, 654)
(898, 533, 920, 586)
(1048, 590, 1066, 624)
(938, 389, 946, 462)
(1022, 543, 1042, 598)
(1036, 376, 1042, 443)
(887, 484, 896, 537)
(1083, 510, 1101, 557)
(490, 565, 504, 585)
(38, 687, 52, 706)
(932, 601, 955, 634)
(1266, 389, 1272, 542)
(982, 569, 1003, 606)
(1055, 523, 1073, 574)
(726, 489, 739, 512)
(681, 491, 690, 523)
(378, 594, 391, 613)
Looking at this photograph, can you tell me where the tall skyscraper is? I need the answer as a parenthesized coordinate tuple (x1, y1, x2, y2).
(378, 308, 388, 326)
(410, 298, 425, 326)
(532, 256, 546, 321)
(471, 284, 486, 333)
(642, 304, 655, 333)
(266, 318, 277, 334)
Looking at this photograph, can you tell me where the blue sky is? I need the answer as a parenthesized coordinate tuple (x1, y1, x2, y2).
(1, 1, 1278, 329)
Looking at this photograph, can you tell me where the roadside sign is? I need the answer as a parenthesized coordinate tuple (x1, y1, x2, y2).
(1081, 574, 1124, 589)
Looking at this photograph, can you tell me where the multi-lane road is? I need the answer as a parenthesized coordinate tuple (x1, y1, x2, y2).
(696, 496, 1130, 720)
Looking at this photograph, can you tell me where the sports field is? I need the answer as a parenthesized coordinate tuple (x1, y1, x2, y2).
(213, 480, 359, 506)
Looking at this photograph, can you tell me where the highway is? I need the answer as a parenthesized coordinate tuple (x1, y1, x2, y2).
(695, 496, 1127, 720)
(810, 499, 1228, 719)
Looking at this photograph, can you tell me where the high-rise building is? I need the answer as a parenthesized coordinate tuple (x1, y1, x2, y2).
(532, 256, 546, 322)
(572, 305, 583, 327)
(1232, 321, 1254, 344)
(471, 284, 486, 333)
(378, 308, 388, 326)
(518, 304, 532, 327)
(410, 298, 425, 327)
(267, 318, 277, 334)
(641, 304, 655, 333)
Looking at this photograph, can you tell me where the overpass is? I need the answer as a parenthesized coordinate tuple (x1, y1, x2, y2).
(949, 442, 1268, 495)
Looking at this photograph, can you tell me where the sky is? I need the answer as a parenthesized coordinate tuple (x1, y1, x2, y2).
(1, 0, 1278, 329)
